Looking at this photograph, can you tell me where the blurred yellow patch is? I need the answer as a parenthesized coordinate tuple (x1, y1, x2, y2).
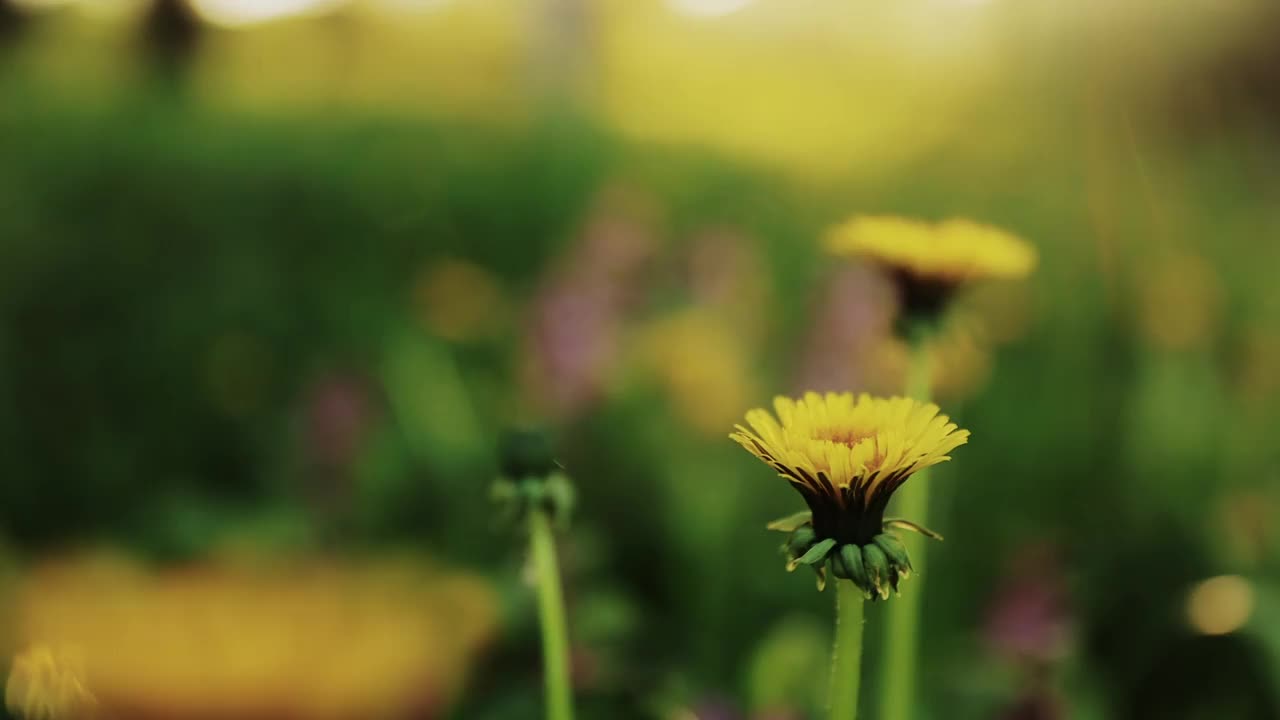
(826, 216, 1036, 284)
(1186, 575, 1253, 636)
(869, 323, 993, 402)
(1136, 252, 1221, 352)
(194, 0, 527, 116)
(11, 554, 497, 719)
(1233, 326, 1280, 414)
(597, 0, 1007, 177)
(962, 281, 1036, 344)
(638, 309, 754, 436)
(5, 645, 97, 720)
(414, 258, 507, 342)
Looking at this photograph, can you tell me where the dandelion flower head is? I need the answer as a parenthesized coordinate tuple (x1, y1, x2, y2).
(731, 392, 968, 546)
(826, 216, 1036, 323)
(826, 216, 1036, 283)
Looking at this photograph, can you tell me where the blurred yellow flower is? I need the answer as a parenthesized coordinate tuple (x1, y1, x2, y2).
(11, 555, 497, 720)
(414, 258, 508, 342)
(1233, 327, 1280, 414)
(731, 393, 968, 541)
(826, 216, 1036, 321)
(827, 216, 1036, 282)
(5, 645, 97, 720)
(639, 309, 754, 436)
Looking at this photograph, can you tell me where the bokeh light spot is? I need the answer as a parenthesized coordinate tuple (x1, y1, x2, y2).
(189, 0, 344, 27)
(1186, 575, 1254, 636)
(370, 0, 452, 14)
(666, 0, 754, 19)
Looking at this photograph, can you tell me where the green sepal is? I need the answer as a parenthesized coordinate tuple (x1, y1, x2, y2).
(840, 544, 868, 590)
(873, 533, 913, 580)
(543, 471, 576, 527)
(813, 563, 828, 592)
(830, 549, 849, 580)
(883, 518, 944, 542)
(787, 526, 817, 556)
(490, 478, 525, 524)
(522, 479, 548, 505)
(861, 543, 891, 600)
(767, 511, 813, 533)
(491, 469, 576, 528)
(786, 537, 836, 572)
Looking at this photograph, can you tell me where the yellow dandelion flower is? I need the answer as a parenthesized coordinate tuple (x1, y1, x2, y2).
(5, 645, 97, 720)
(825, 216, 1036, 322)
(730, 392, 968, 598)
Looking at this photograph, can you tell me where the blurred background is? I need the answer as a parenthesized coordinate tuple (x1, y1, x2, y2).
(1, 0, 1279, 717)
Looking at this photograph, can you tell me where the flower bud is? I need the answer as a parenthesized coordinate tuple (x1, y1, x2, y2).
(492, 429, 575, 525)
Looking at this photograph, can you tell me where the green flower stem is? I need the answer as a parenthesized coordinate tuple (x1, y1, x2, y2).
(880, 335, 934, 720)
(829, 578, 867, 720)
(530, 508, 574, 720)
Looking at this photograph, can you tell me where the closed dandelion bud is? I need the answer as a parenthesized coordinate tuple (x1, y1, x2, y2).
(499, 429, 558, 480)
(840, 544, 868, 590)
(873, 533, 913, 580)
(492, 429, 574, 525)
(861, 543, 891, 599)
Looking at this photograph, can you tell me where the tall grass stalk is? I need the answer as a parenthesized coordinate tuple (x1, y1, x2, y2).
(879, 336, 934, 720)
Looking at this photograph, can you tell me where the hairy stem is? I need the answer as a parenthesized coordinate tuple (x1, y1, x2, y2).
(829, 579, 866, 720)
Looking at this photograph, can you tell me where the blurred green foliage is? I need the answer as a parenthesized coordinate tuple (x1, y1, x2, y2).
(1, 61, 1279, 718)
